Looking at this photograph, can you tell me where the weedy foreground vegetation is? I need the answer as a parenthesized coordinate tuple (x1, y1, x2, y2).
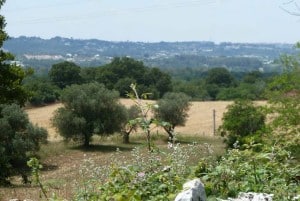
(0, 133, 225, 200)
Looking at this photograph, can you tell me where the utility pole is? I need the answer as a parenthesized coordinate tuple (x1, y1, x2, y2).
(213, 109, 216, 135)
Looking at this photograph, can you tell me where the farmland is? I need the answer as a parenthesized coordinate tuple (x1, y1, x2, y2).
(25, 99, 233, 141)
(0, 100, 231, 200)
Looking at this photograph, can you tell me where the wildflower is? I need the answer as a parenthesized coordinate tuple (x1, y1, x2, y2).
(138, 172, 145, 178)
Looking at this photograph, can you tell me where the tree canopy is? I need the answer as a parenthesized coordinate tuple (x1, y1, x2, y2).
(24, 76, 60, 106)
(0, 0, 29, 106)
(0, 104, 47, 184)
(155, 92, 191, 140)
(82, 57, 172, 99)
(205, 67, 235, 88)
(52, 83, 127, 147)
(49, 61, 82, 88)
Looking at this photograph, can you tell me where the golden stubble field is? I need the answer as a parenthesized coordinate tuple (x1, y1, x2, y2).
(25, 99, 233, 141)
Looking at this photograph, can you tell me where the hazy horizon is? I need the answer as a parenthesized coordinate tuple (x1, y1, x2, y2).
(2, 0, 300, 44)
(8, 35, 297, 45)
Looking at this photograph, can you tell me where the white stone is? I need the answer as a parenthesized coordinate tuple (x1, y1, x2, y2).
(174, 178, 207, 201)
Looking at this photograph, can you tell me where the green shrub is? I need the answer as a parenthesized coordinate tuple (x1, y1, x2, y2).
(219, 100, 265, 148)
(0, 104, 47, 185)
(195, 145, 300, 200)
(25, 78, 60, 106)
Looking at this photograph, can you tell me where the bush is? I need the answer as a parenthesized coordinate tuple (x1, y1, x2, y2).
(219, 100, 266, 148)
(195, 145, 300, 200)
(24, 78, 60, 106)
(0, 104, 47, 185)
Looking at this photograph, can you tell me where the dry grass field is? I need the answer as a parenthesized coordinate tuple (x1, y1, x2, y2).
(0, 99, 265, 200)
(25, 99, 233, 142)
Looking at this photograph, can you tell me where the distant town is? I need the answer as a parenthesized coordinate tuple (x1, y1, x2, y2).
(4, 36, 297, 73)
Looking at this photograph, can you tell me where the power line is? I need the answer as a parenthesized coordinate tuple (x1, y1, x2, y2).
(6, 0, 218, 25)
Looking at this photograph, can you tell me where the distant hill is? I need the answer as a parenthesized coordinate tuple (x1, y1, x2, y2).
(3, 36, 296, 73)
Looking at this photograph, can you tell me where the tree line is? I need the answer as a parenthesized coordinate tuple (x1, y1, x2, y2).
(22, 57, 278, 107)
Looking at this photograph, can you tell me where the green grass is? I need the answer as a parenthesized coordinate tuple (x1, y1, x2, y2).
(38, 141, 73, 159)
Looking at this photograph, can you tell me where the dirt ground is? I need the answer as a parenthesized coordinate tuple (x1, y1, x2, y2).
(25, 99, 234, 142)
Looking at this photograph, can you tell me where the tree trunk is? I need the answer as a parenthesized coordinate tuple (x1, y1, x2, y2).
(146, 129, 152, 152)
(84, 135, 90, 147)
(123, 132, 130, 144)
(168, 132, 174, 142)
(164, 126, 175, 142)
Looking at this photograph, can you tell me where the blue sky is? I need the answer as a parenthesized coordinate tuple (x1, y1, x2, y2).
(2, 0, 300, 43)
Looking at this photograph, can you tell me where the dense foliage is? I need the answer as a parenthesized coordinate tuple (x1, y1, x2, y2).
(266, 47, 300, 160)
(219, 100, 266, 148)
(19, 57, 274, 104)
(49, 61, 82, 88)
(52, 83, 127, 147)
(171, 68, 270, 101)
(195, 145, 299, 200)
(0, 104, 47, 184)
(81, 57, 173, 99)
(24, 76, 60, 106)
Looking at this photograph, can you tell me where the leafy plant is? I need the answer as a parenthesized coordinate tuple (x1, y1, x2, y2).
(195, 145, 300, 200)
(27, 157, 48, 199)
(266, 49, 300, 160)
(219, 100, 266, 149)
(74, 144, 197, 201)
(127, 83, 159, 151)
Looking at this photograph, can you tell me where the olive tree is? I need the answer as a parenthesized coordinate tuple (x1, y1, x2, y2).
(52, 83, 127, 147)
(121, 105, 140, 144)
(154, 92, 191, 141)
(219, 100, 265, 148)
(0, 104, 47, 185)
